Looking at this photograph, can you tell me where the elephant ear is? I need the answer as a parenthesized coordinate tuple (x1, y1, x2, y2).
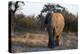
(44, 13, 51, 25)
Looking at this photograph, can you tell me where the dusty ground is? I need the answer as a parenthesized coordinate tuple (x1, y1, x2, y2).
(11, 32, 78, 53)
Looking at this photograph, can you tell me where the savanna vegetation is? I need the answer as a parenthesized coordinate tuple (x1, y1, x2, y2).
(13, 4, 78, 33)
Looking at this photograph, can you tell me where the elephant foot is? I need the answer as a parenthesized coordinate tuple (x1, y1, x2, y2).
(48, 42, 55, 48)
(48, 45, 55, 48)
(55, 40, 59, 46)
(55, 39, 63, 46)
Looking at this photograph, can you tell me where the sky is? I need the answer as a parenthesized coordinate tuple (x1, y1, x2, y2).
(15, 1, 78, 16)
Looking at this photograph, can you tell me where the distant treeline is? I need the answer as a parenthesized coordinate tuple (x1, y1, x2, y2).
(14, 11, 78, 33)
(15, 15, 41, 31)
(13, 5, 78, 33)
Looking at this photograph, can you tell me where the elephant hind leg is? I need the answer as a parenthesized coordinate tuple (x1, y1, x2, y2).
(55, 35, 59, 46)
(56, 35, 61, 46)
(56, 35, 63, 46)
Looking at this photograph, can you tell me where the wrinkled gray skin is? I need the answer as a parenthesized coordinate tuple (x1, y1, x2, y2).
(44, 12, 64, 48)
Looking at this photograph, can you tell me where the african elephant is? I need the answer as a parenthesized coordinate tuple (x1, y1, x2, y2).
(44, 12, 64, 48)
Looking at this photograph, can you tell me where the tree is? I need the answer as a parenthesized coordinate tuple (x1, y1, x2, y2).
(41, 4, 65, 13)
(8, 1, 25, 31)
(39, 4, 65, 31)
(8, 1, 25, 52)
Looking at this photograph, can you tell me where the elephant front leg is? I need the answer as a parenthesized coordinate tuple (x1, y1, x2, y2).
(48, 29, 55, 48)
(48, 36, 55, 48)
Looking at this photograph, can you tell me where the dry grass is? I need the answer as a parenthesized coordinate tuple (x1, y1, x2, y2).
(11, 32, 48, 47)
(11, 32, 78, 53)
